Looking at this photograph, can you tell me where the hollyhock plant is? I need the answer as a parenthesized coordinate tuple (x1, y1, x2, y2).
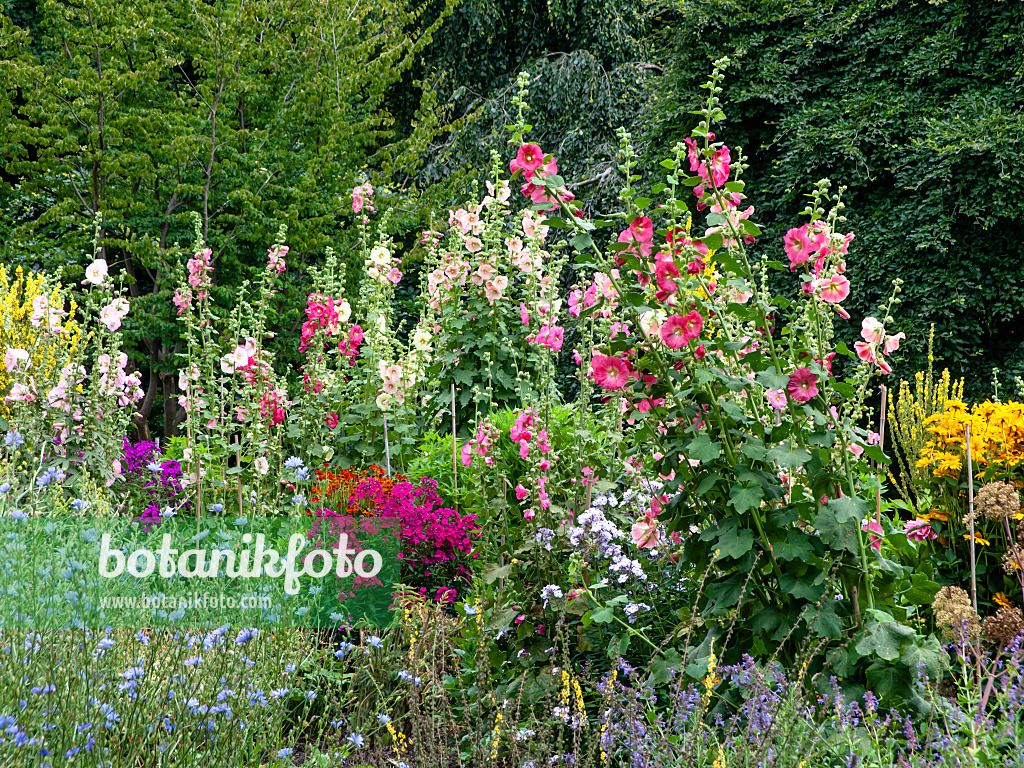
(786, 368, 819, 403)
(591, 355, 632, 390)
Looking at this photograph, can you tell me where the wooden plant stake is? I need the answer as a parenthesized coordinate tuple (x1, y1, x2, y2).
(966, 422, 978, 614)
(451, 383, 458, 506)
(875, 384, 887, 526)
(383, 414, 391, 477)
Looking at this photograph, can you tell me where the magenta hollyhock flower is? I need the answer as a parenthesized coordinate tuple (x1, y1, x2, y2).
(818, 274, 850, 303)
(904, 519, 938, 543)
(629, 216, 654, 244)
(681, 310, 703, 340)
(862, 519, 883, 551)
(325, 413, 339, 430)
(786, 367, 819, 403)
(512, 144, 544, 176)
(591, 355, 631, 390)
(660, 315, 690, 349)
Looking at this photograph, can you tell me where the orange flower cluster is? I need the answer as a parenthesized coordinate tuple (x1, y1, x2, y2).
(309, 464, 405, 516)
(917, 400, 1024, 479)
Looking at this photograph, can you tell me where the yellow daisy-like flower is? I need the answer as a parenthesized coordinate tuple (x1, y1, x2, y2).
(994, 592, 1013, 610)
(962, 533, 990, 546)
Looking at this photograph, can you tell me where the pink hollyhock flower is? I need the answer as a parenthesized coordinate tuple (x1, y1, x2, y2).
(818, 274, 850, 303)
(520, 302, 530, 325)
(784, 225, 819, 270)
(512, 144, 544, 176)
(349, 325, 364, 346)
(786, 367, 819, 403)
(591, 355, 631, 390)
(849, 443, 865, 459)
(547, 326, 564, 352)
(904, 519, 938, 543)
(617, 228, 653, 260)
(573, 349, 583, 365)
(703, 146, 731, 187)
(854, 341, 877, 364)
(694, 344, 706, 359)
(767, 389, 787, 409)
(660, 315, 692, 349)
(861, 317, 884, 344)
(876, 357, 893, 375)
(654, 260, 680, 302)
(684, 137, 700, 171)
(352, 192, 364, 213)
(681, 310, 703, 340)
(515, 484, 529, 500)
(629, 216, 654, 244)
(460, 443, 473, 467)
(862, 519, 883, 551)
(325, 413, 339, 429)
(631, 511, 659, 549)
(388, 267, 403, 284)
(883, 332, 906, 355)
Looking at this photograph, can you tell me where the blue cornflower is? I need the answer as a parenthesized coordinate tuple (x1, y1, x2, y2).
(277, 748, 294, 758)
(235, 628, 257, 645)
(366, 636, 383, 648)
(71, 498, 89, 511)
(284, 456, 304, 468)
(347, 733, 365, 748)
(270, 688, 290, 699)
(295, 467, 309, 481)
(330, 719, 344, 728)
(397, 671, 413, 682)
(5, 431, 24, 449)
(0, 482, 10, 494)
(147, 461, 163, 472)
(463, 603, 477, 616)
(36, 469, 54, 487)
(292, 494, 306, 506)
(209, 503, 224, 513)
(183, 657, 201, 667)
(376, 713, 391, 724)
(285, 663, 296, 673)
(162, 506, 176, 518)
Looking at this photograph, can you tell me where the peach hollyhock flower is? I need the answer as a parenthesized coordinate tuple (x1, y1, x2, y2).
(817, 274, 850, 303)
(786, 367, 819, 403)
(854, 341, 877, 364)
(464, 236, 483, 253)
(631, 511, 659, 549)
(861, 317, 884, 344)
(591, 355, 631, 390)
(4, 348, 30, 372)
(484, 281, 504, 302)
(883, 332, 905, 355)
(862, 519, 883, 551)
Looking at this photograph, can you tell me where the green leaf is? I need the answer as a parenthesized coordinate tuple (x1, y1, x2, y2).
(813, 506, 859, 554)
(686, 434, 722, 463)
(693, 472, 721, 497)
(590, 605, 615, 624)
(756, 371, 789, 390)
(810, 603, 844, 639)
(714, 523, 755, 559)
(728, 482, 763, 514)
(570, 233, 594, 252)
(772, 531, 814, 561)
(483, 564, 513, 584)
(767, 443, 811, 468)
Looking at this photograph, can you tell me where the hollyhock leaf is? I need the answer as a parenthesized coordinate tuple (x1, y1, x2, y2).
(544, 217, 567, 228)
(728, 483, 763, 515)
(693, 473, 722, 497)
(686, 435, 722, 463)
(483, 564, 513, 584)
(569, 233, 594, 252)
(834, 341, 855, 357)
(809, 603, 844, 639)
(904, 573, 941, 606)
(813, 507, 859, 554)
(741, 219, 762, 238)
(767, 444, 811, 469)
(700, 233, 724, 251)
(756, 371, 790, 390)
(862, 445, 888, 465)
(590, 605, 615, 624)
(780, 571, 826, 602)
(829, 495, 870, 524)
(724, 181, 745, 193)
(772, 531, 814, 561)
(827, 646, 856, 678)
(682, 175, 703, 185)
(739, 439, 768, 462)
(751, 606, 783, 636)
(806, 431, 836, 448)
(715, 524, 756, 560)
(705, 212, 729, 227)
(832, 382, 856, 399)
(651, 183, 667, 194)
(633, 197, 652, 208)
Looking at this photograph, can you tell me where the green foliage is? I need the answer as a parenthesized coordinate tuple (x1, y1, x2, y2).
(0, 0, 452, 437)
(645, 0, 1024, 396)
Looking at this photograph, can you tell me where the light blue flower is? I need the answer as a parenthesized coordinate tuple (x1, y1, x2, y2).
(376, 713, 390, 724)
(284, 456, 304, 469)
(147, 461, 163, 472)
(0, 482, 10, 495)
(209, 503, 224, 513)
(292, 494, 306, 506)
(366, 636, 383, 649)
(277, 747, 293, 758)
(347, 733, 364, 748)
(295, 467, 309, 481)
(4, 432, 24, 449)
(71, 499, 90, 511)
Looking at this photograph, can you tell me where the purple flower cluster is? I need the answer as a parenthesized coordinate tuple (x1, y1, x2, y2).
(120, 438, 185, 522)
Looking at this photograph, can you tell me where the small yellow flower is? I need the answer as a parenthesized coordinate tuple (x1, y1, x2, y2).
(962, 533, 990, 546)
(994, 592, 1013, 609)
